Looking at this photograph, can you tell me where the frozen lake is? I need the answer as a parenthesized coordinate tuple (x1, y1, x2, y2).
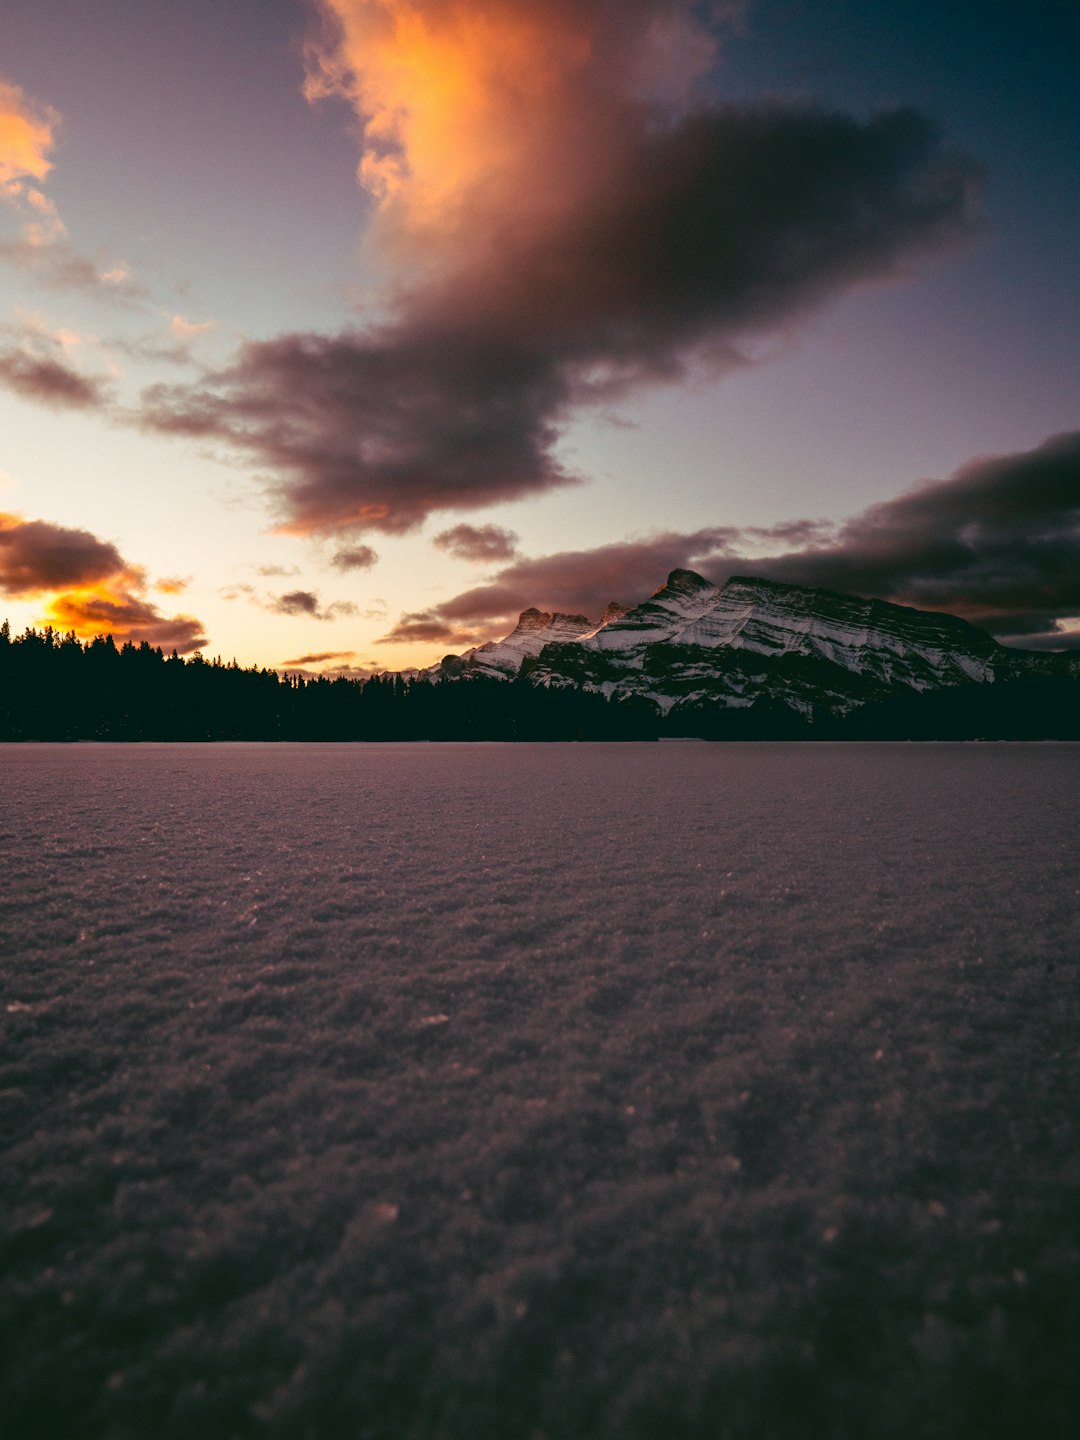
(2, 742, 1079, 1438)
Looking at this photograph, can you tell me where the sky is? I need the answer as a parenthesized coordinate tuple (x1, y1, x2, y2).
(0, 0, 1078, 672)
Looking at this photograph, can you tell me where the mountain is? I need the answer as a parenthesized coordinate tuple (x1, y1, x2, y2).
(421, 570, 1078, 723)
(431, 608, 596, 679)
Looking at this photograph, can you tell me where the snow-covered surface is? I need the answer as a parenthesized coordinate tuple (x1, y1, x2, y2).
(3, 742, 1080, 1439)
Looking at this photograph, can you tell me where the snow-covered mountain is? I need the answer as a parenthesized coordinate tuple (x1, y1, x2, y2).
(418, 570, 1075, 719)
(432, 607, 597, 679)
(527, 570, 1014, 716)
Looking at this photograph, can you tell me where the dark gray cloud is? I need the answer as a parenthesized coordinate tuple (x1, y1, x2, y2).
(745, 431, 1080, 646)
(378, 612, 493, 648)
(331, 544, 379, 571)
(0, 513, 126, 595)
(143, 103, 979, 536)
(390, 434, 1080, 650)
(433, 524, 520, 563)
(0, 344, 108, 409)
(268, 589, 358, 621)
(272, 589, 320, 617)
(142, 326, 575, 535)
(280, 649, 357, 666)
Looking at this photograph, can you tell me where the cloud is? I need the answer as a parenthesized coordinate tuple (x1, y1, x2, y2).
(170, 314, 215, 339)
(741, 431, 1080, 647)
(1, 75, 144, 303)
(331, 543, 379, 571)
(391, 433, 1080, 650)
(0, 511, 206, 651)
(0, 342, 108, 409)
(407, 526, 748, 632)
(280, 650, 358, 666)
(155, 576, 190, 595)
(303, 1, 741, 224)
(433, 523, 519, 563)
(142, 4, 980, 537)
(0, 319, 113, 410)
(0, 76, 57, 191)
(378, 612, 493, 648)
(142, 325, 577, 534)
(0, 235, 148, 303)
(271, 589, 321, 617)
(43, 590, 207, 654)
(255, 564, 300, 578)
(221, 582, 256, 602)
(268, 589, 358, 621)
(0, 513, 126, 595)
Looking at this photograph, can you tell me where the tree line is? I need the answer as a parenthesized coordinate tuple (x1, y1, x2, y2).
(0, 623, 657, 741)
(2, 621, 1077, 741)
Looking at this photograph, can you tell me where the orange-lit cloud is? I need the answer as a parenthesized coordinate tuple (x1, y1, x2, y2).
(0, 74, 143, 301)
(0, 77, 58, 193)
(0, 76, 67, 255)
(305, 1, 728, 251)
(0, 512, 206, 651)
(41, 586, 206, 653)
(307, 1, 591, 226)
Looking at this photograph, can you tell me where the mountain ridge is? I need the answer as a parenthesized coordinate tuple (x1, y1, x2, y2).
(421, 568, 1078, 720)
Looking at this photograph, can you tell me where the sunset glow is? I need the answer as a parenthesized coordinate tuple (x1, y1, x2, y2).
(0, 511, 206, 651)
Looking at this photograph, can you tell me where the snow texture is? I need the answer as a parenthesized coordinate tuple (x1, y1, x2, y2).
(2, 741, 1080, 1440)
